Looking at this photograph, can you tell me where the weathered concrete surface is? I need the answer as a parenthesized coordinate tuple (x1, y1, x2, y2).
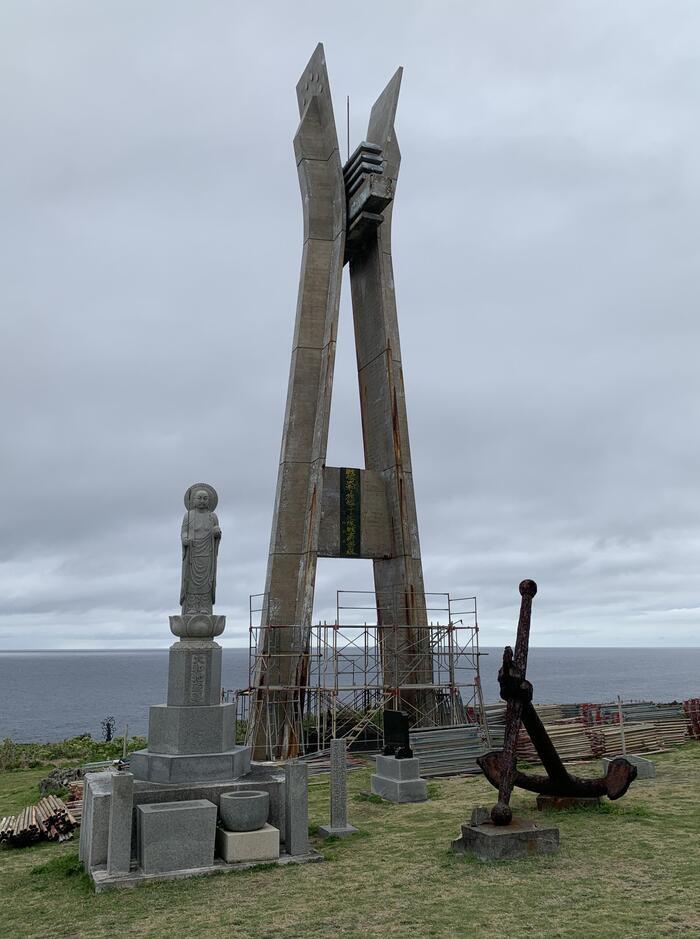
(347, 69, 435, 718)
(370, 754, 427, 803)
(216, 823, 280, 863)
(106, 772, 133, 875)
(247, 42, 346, 760)
(452, 817, 560, 861)
(136, 799, 217, 874)
(603, 754, 656, 779)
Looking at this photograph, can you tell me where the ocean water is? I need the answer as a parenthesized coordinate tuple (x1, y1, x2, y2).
(0, 647, 698, 742)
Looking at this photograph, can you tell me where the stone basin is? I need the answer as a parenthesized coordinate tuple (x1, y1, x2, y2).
(219, 790, 269, 832)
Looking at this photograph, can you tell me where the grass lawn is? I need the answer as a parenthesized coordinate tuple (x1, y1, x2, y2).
(1, 744, 698, 939)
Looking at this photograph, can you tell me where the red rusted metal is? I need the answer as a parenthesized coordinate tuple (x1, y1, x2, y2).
(477, 580, 637, 825)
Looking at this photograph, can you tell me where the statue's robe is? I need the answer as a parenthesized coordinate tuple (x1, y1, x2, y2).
(180, 509, 220, 612)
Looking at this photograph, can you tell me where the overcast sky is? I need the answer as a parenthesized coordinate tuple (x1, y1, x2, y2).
(1, 1, 698, 650)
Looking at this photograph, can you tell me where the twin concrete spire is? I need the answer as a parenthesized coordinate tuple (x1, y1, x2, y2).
(248, 45, 434, 759)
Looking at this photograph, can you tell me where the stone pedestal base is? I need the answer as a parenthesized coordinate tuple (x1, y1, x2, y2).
(452, 817, 559, 861)
(370, 755, 427, 803)
(604, 754, 655, 779)
(130, 745, 251, 784)
(318, 823, 359, 839)
(216, 823, 280, 863)
(536, 795, 601, 811)
(147, 703, 236, 755)
(137, 799, 217, 874)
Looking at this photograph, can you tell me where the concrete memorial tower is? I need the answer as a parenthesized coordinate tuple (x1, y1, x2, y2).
(248, 45, 436, 760)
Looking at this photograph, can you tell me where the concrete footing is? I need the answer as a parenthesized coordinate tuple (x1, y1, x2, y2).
(452, 817, 560, 861)
(604, 754, 655, 779)
(370, 755, 427, 804)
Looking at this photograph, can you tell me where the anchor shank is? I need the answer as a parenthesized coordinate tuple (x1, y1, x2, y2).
(520, 701, 570, 786)
(495, 580, 538, 818)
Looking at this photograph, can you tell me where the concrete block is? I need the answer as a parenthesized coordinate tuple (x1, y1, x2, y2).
(374, 755, 421, 781)
(107, 772, 133, 875)
(603, 754, 656, 779)
(284, 761, 309, 856)
(136, 799, 217, 874)
(167, 640, 222, 707)
(371, 753, 427, 803)
(216, 823, 280, 863)
(147, 703, 236, 755)
(452, 817, 560, 861)
(370, 774, 427, 803)
(130, 745, 251, 784)
(80, 772, 112, 870)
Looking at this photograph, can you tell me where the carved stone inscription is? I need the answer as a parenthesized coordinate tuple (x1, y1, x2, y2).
(189, 653, 207, 705)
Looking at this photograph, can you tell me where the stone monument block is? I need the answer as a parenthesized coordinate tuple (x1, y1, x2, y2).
(106, 771, 133, 875)
(284, 761, 309, 856)
(167, 638, 223, 707)
(216, 823, 280, 863)
(129, 746, 251, 785)
(136, 799, 217, 874)
(146, 702, 236, 755)
(80, 772, 112, 870)
(319, 738, 358, 838)
(370, 754, 427, 803)
(452, 816, 560, 862)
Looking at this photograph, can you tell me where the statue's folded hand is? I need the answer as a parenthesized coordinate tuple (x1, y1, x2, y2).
(213, 527, 222, 539)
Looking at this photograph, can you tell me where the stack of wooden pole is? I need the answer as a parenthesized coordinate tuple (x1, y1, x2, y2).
(0, 796, 77, 848)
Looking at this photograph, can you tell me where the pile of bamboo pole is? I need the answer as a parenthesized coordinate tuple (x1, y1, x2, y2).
(0, 796, 77, 848)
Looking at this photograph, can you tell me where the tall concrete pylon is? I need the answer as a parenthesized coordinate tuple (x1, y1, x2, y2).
(248, 44, 435, 760)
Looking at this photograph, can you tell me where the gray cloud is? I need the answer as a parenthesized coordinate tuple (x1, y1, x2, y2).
(1, 1, 698, 650)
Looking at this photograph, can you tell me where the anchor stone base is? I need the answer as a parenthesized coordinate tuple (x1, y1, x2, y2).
(451, 816, 559, 862)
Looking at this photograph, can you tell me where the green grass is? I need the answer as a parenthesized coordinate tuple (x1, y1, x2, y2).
(0, 734, 147, 772)
(1, 744, 698, 939)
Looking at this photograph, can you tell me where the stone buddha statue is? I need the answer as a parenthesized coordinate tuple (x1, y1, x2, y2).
(180, 483, 221, 614)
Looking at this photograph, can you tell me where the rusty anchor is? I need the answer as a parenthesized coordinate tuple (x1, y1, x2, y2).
(477, 580, 638, 825)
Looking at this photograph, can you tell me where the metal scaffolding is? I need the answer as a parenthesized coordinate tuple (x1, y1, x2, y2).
(237, 589, 486, 760)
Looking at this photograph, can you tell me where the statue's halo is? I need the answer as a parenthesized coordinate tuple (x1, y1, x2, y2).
(184, 482, 218, 511)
